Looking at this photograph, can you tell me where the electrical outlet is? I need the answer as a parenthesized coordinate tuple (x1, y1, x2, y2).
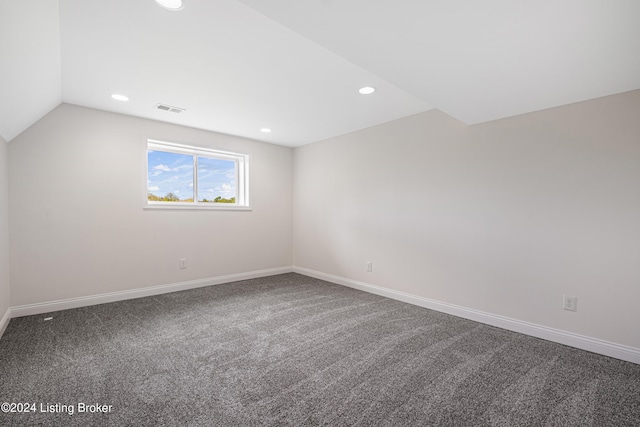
(563, 295, 578, 312)
(179, 258, 187, 269)
(365, 262, 373, 272)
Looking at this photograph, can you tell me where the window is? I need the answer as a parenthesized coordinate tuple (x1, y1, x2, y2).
(146, 140, 249, 209)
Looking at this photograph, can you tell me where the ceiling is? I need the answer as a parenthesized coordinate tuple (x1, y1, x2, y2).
(1, 0, 639, 146)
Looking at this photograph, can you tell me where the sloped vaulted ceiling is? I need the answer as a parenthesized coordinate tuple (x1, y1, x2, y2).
(1, 0, 639, 146)
(0, 0, 62, 142)
(238, 0, 640, 125)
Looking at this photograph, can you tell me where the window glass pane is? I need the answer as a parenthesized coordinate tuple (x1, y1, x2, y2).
(197, 156, 237, 203)
(147, 150, 194, 202)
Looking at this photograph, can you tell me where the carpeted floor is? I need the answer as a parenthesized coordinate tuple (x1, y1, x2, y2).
(0, 273, 639, 426)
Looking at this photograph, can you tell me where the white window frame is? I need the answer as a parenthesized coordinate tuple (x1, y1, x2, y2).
(144, 139, 250, 210)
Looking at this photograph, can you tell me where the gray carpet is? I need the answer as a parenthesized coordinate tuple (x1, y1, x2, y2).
(0, 273, 639, 426)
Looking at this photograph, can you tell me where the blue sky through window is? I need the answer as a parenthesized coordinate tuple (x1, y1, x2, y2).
(147, 150, 236, 202)
(197, 156, 236, 202)
(147, 150, 194, 201)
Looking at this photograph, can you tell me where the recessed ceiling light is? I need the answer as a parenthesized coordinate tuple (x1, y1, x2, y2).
(111, 94, 129, 101)
(155, 0, 184, 11)
(260, 128, 272, 133)
(359, 86, 376, 95)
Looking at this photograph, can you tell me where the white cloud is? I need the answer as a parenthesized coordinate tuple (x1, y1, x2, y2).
(153, 164, 171, 172)
(147, 186, 160, 191)
(214, 182, 236, 197)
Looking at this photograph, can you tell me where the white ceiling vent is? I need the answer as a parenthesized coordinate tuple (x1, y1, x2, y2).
(156, 103, 186, 114)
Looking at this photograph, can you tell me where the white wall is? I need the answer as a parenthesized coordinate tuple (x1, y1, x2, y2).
(9, 104, 292, 307)
(0, 0, 61, 142)
(0, 134, 10, 331)
(293, 90, 640, 349)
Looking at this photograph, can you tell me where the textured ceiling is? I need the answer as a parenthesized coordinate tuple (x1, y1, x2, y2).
(2, 0, 639, 146)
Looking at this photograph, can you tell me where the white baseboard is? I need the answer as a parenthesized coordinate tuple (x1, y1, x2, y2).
(9, 266, 293, 319)
(293, 266, 640, 365)
(0, 306, 10, 339)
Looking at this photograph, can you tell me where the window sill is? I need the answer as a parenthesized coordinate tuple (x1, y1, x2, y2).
(144, 203, 252, 211)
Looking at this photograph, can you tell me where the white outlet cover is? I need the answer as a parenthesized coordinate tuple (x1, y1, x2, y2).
(563, 295, 578, 312)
